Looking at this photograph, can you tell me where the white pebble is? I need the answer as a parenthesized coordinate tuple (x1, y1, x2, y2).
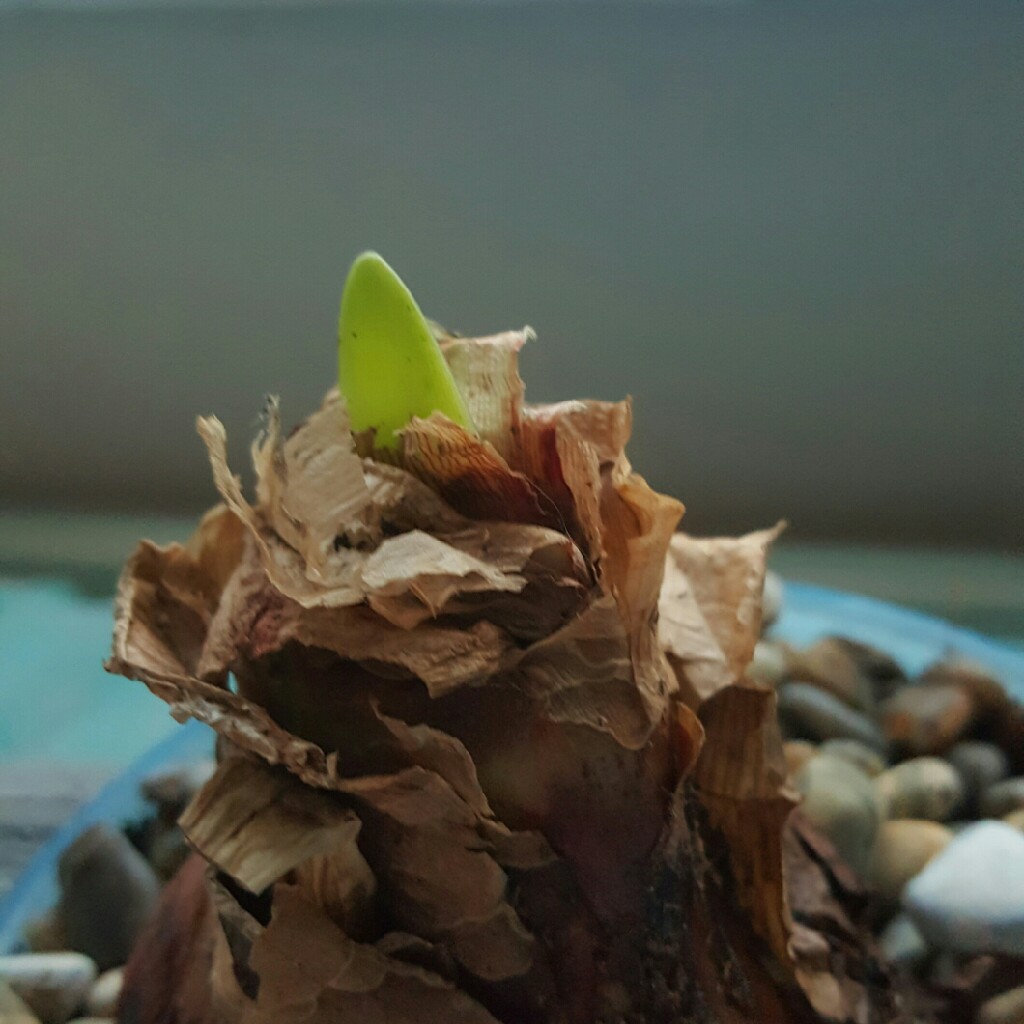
(0, 952, 97, 1024)
(85, 968, 122, 1018)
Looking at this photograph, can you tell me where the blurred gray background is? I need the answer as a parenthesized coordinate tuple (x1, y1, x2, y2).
(2, 0, 1022, 548)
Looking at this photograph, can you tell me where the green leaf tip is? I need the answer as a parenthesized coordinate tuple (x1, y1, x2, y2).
(337, 251, 474, 451)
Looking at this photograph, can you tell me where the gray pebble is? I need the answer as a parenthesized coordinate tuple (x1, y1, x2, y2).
(84, 968, 122, 1019)
(58, 825, 160, 971)
(761, 570, 783, 628)
(980, 777, 1024, 819)
(819, 738, 887, 778)
(0, 953, 97, 1024)
(777, 683, 887, 751)
(794, 756, 881, 875)
(747, 640, 789, 688)
(977, 985, 1024, 1024)
(878, 913, 930, 970)
(945, 742, 1011, 814)
(874, 758, 965, 821)
(903, 821, 1024, 957)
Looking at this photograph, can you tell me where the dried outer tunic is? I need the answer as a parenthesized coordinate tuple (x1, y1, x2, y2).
(109, 328, 918, 1024)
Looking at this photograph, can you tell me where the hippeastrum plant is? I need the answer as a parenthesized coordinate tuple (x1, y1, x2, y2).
(109, 256, 931, 1024)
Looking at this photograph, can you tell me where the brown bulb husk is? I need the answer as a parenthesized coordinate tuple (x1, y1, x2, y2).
(108, 330, 933, 1024)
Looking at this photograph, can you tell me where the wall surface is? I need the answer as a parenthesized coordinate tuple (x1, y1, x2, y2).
(2, 1, 1022, 545)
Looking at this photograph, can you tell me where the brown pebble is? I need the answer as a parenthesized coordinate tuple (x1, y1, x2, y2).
(58, 825, 161, 971)
(0, 979, 40, 1023)
(23, 912, 67, 955)
(879, 683, 975, 755)
(783, 740, 818, 776)
(867, 819, 953, 905)
(977, 985, 1024, 1024)
(787, 637, 876, 711)
(829, 637, 908, 702)
(1004, 810, 1024, 833)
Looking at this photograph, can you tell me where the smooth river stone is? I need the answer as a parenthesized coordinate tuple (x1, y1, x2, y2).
(878, 913, 930, 970)
(783, 740, 817, 777)
(819, 738, 887, 778)
(879, 683, 975, 755)
(0, 953, 97, 1024)
(0, 980, 40, 1024)
(945, 741, 1010, 813)
(777, 683, 886, 751)
(874, 758, 965, 821)
(867, 819, 953, 905)
(761, 570, 783, 627)
(85, 968, 122, 1018)
(794, 756, 880, 875)
(903, 821, 1024, 957)
(747, 640, 789, 688)
(786, 638, 876, 711)
(977, 985, 1024, 1024)
(1004, 809, 1024, 833)
(980, 778, 1024, 819)
(58, 825, 161, 971)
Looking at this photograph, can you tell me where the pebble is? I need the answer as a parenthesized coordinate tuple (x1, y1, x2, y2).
(747, 640, 789, 688)
(1004, 809, 1024, 833)
(0, 953, 97, 1024)
(783, 740, 818, 777)
(0, 979, 41, 1023)
(874, 758, 965, 822)
(829, 638, 907, 702)
(980, 778, 1024, 820)
(977, 985, 1024, 1024)
(819, 738, 886, 778)
(761, 570, 783, 627)
(147, 825, 190, 882)
(58, 824, 161, 971)
(867, 819, 953, 905)
(945, 742, 1011, 814)
(84, 969, 122, 1018)
(879, 683, 975, 755)
(23, 912, 67, 955)
(920, 660, 1011, 718)
(786, 638, 876, 711)
(794, 756, 881, 875)
(777, 683, 887, 751)
(140, 761, 215, 824)
(903, 821, 1024, 957)
(878, 913, 930, 970)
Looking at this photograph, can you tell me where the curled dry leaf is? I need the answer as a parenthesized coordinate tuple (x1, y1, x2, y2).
(660, 524, 785, 706)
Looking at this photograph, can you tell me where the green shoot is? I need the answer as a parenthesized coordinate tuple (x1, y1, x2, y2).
(337, 252, 474, 451)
